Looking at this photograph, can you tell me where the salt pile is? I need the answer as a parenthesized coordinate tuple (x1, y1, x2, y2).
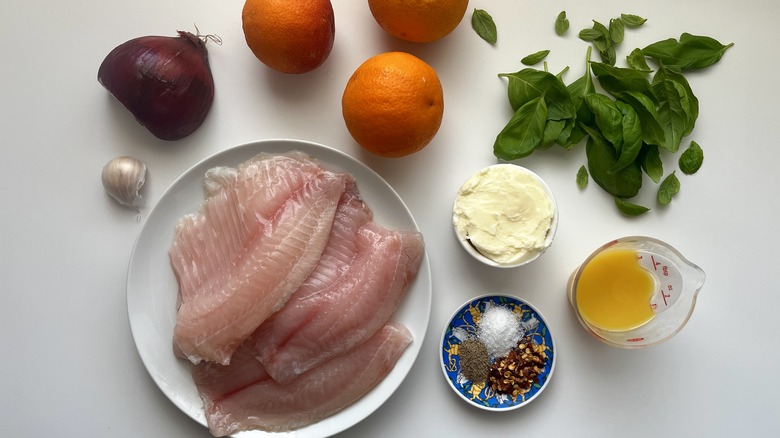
(477, 303, 521, 358)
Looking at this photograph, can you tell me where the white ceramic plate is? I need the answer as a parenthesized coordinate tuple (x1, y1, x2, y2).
(126, 139, 432, 437)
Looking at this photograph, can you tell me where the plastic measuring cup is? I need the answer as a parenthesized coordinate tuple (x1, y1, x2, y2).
(567, 236, 706, 349)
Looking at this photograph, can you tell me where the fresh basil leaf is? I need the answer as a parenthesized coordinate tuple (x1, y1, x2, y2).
(561, 118, 588, 149)
(498, 69, 575, 120)
(522, 50, 551, 66)
(609, 18, 625, 44)
(576, 165, 589, 189)
(641, 38, 678, 62)
(585, 93, 623, 149)
(541, 119, 566, 149)
(613, 91, 666, 148)
(642, 33, 734, 70)
(600, 45, 617, 66)
(584, 126, 643, 198)
(621, 14, 647, 28)
(493, 96, 548, 160)
(471, 9, 497, 44)
(555, 11, 570, 35)
(593, 37, 611, 53)
(615, 197, 650, 216)
(627, 48, 653, 72)
(556, 117, 578, 149)
(658, 171, 681, 205)
(677, 86, 694, 136)
(580, 20, 610, 51)
(578, 28, 603, 42)
(559, 47, 596, 148)
(679, 141, 704, 174)
(591, 62, 655, 97)
(653, 79, 688, 152)
(580, 122, 608, 144)
(654, 64, 699, 136)
(568, 49, 596, 104)
(592, 20, 610, 40)
(612, 101, 643, 171)
(679, 32, 733, 55)
(639, 144, 663, 183)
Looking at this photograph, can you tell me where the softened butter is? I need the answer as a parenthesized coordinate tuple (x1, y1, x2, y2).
(453, 164, 554, 266)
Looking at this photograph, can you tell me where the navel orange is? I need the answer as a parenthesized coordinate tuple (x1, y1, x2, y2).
(342, 52, 444, 158)
(368, 0, 469, 43)
(242, 0, 335, 74)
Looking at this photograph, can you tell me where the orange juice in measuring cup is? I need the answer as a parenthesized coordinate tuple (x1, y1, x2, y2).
(567, 236, 705, 348)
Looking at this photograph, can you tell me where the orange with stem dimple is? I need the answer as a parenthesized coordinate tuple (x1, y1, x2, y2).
(342, 52, 444, 158)
(241, 0, 335, 74)
(368, 0, 470, 43)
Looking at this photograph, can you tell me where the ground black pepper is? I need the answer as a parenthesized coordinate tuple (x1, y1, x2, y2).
(459, 338, 491, 383)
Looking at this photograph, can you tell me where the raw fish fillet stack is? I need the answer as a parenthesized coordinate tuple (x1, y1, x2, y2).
(168, 151, 424, 435)
(171, 152, 345, 365)
(194, 322, 413, 436)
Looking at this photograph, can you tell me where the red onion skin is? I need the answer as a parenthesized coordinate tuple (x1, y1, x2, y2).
(98, 31, 215, 141)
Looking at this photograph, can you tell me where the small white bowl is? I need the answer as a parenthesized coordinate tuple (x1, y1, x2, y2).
(452, 164, 558, 268)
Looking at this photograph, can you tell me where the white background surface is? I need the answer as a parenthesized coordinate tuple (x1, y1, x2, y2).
(1, 0, 778, 437)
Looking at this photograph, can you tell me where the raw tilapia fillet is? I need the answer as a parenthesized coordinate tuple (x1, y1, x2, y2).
(236, 174, 373, 377)
(196, 322, 413, 436)
(171, 152, 324, 307)
(251, 221, 424, 384)
(170, 153, 346, 365)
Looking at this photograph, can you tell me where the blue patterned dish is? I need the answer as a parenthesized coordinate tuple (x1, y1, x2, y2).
(440, 294, 556, 411)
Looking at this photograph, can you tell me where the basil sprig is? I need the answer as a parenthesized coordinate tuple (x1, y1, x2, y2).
(577, 14, 651, 66)
(493, 18, 732, 215)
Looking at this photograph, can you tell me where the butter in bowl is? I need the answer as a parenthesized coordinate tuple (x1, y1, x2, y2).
(452, 164, 558, 268)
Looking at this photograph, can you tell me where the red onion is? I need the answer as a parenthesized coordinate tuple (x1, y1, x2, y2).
(98, 31, 218, 141)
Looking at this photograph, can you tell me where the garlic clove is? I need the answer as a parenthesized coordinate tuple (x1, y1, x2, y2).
(101, 156, 147, 208)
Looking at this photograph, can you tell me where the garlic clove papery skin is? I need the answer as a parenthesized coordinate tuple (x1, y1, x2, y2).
(101, 156, 147, 208)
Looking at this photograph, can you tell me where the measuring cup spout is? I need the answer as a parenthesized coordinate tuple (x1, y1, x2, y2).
(676, 251, 706, 298)
(691, 264, 706, 290)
